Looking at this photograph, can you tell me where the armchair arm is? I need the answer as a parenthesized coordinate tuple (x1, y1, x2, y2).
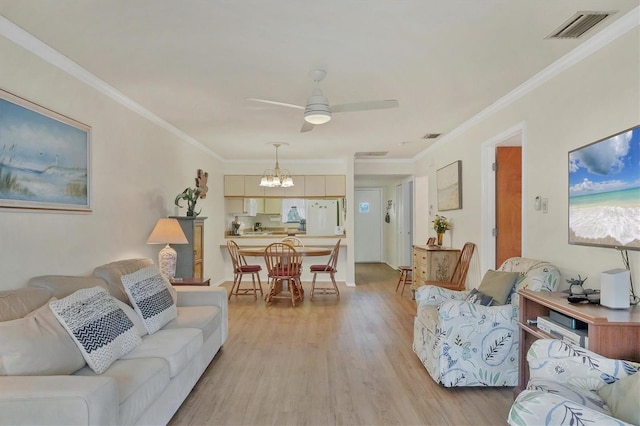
(175, 286, 228, 344)
(415, 285, 468, 307)
(0, 376, 118, 425)
(527, 339, 640, 391)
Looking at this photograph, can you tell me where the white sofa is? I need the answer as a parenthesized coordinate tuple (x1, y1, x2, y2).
(0, 258, 228, 426)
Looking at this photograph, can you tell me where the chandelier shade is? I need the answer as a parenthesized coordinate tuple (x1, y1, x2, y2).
(260, 143, 294, 188)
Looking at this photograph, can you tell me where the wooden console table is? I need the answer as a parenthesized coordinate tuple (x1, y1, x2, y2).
(411, 245, 460, 291)
(517, 289, 640, 393)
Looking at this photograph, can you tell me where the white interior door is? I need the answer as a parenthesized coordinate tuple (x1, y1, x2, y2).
(354, 188, 383, 262)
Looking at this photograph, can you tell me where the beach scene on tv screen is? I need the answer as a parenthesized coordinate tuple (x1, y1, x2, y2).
(569, 127, 640, 249)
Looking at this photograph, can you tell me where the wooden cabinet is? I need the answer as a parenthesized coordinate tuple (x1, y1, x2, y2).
(325, 175, 346, 197)
(244, 176, 265, 197)
(264, 198, 281, 215)
(517, 289, 640, 394)
(224, 176, 244, 197)
(171, 216, 206, 280)
(411, 245, 460, 291)
(304, 176, 325, 197)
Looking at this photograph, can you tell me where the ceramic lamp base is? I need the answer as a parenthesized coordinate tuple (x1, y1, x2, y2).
(158, 244, 178, 278)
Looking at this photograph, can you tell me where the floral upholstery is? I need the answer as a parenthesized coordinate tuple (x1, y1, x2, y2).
(412, 257, 560, 387)
(508, 339, 640, 426)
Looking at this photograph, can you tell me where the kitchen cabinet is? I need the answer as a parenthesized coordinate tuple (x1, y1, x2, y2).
(304, 176, 325, 197)
(244, 176, 265, 197)
(226, 198, 261, 216)
(264, 198, 281, 214)
(224, 176, 244, 197)
(171, 216, 206, 279)
(325, 175, 346, 197)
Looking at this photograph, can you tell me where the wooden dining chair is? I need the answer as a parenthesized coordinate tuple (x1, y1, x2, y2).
(309, 239, 341, 300)
(281, 236, 304, 247)
(226, 240, 263, 300)
(423, 242, 476, 291)
(263, 242, 303, 306)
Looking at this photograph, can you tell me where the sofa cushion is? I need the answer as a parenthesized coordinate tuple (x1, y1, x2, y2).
(49, 287, 142, 374)
(527, 378, 610, 416)
(121, 266, 177, 334)
(163, 305, 221, 341)
(0, 287, 51, 322)
(27, 275, 109, 300)
(74, 357, 170, 426)
(477, 270, 520, 305)
(597, 373, 640, 425)
(121, 328, 202, 378)
(92, 258, 155, 303)
(0, 300, 86, 375)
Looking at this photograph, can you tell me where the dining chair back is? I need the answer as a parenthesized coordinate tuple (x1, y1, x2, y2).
(281, 236, 305, 247)
(226, 240, 263, 300)
(423, 242, 476, 291)
(263, 242, 303, 306)
(309, 239, 341, 300)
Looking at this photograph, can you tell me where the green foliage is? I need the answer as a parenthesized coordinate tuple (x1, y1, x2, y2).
(174, 187, 202, 216)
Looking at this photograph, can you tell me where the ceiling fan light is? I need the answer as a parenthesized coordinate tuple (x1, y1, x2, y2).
(304, 110, 331, 124)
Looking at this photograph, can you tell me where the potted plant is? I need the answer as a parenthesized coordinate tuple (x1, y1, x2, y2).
(175, 187, 202, 217)
(432, 215, 451, 246)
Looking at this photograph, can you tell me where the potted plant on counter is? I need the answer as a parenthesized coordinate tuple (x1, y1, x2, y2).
(175, 187, 202, 217)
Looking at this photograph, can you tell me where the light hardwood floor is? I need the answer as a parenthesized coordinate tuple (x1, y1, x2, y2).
(169, 263, 513, 425)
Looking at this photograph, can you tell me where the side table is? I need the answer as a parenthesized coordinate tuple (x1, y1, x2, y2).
(170, 277, 211, 286)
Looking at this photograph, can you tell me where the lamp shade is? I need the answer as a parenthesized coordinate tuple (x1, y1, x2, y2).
(147, 218, 188, 244)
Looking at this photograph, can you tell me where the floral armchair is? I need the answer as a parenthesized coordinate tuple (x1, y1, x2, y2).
(412, 257, 560, 387)
(508, 339, 640, 426)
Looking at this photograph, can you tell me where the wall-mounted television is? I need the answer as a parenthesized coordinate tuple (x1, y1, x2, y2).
(568, 125, 640, 251)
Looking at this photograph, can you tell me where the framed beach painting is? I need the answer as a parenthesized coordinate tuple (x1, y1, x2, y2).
(0, 89, 91, 212)
(437, 160, 462, 211)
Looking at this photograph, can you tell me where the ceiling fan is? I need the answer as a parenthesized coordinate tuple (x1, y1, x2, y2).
(248, 70, 399, 133)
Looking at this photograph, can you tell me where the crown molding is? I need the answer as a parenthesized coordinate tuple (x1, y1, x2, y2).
(415, 6, 640, 160)
(0, 15, 222, 161)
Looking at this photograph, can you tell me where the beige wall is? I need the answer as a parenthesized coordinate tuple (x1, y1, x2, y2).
(0, 36, 224, 290)
(414, 29, 640, 293)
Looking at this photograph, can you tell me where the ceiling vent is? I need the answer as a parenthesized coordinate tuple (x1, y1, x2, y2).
(354, 151, 388, 158)
(547, 11, 612, 39)
(422, 133, 441, 140)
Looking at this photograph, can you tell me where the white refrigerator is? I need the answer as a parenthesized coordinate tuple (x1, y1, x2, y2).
(306, 200, 339, 236)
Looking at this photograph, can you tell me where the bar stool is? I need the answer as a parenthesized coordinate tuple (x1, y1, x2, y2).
(395, 265, 413, 296)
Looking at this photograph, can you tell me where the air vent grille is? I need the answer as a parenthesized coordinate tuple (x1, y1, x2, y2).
(354, 151, 388, 158)
(422, 133, 441, 140)
(548, 12, 612, 39)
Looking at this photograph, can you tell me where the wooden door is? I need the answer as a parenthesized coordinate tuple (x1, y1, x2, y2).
(495, 147, 521, 267)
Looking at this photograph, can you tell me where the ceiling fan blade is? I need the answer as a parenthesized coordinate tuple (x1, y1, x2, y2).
(300, 121, 315, 133)
(247, 98, 305, 110)
(331, 99, 399, 113)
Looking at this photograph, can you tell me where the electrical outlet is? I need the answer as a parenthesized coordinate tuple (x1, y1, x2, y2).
(542, 198, 548, 214)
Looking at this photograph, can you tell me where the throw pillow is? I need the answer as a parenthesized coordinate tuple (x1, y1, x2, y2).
(0, 299, 86, 375)
(477, 270, 520, 305)
(465, 288, 494, 306)
(597, 373, 639, 425)
(114, 299, 147, 337)
(49, 287, 142, 374)
(121, 265, 177, 334)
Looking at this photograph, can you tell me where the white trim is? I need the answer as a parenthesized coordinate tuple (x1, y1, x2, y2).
(416, 6, 640, 160)
(0, 15, 222, 161)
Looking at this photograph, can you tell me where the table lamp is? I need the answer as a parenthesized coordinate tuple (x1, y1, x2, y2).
(147, 218, 189, 278)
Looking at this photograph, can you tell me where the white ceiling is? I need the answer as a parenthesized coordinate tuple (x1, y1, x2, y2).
(0, 1, 637, 162)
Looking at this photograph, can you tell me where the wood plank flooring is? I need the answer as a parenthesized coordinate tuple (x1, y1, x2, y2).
(168, 263, 513, 425)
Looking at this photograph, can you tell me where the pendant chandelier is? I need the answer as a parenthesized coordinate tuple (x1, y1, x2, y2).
(260, 143, 294, 188)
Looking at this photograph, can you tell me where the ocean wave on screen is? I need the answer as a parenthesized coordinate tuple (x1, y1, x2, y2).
(570, 206, 640, 245)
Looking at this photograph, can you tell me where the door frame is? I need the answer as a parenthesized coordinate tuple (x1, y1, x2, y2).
(395, 178, 414, 268)
(480, 122, 528, 272)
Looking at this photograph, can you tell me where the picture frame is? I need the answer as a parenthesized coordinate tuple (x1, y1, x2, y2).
(437, 160, 462, 211)
(0, 89, 91, 212)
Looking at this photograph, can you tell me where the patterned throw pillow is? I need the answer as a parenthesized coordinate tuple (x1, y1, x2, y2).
(465, 288, 494, 306)
(121, 265, 177, 334)
(49, 287, 142, 374)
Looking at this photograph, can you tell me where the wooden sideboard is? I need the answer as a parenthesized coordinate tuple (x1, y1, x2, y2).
(517, 289, 640, 393)
(411, 245, 460, 292)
